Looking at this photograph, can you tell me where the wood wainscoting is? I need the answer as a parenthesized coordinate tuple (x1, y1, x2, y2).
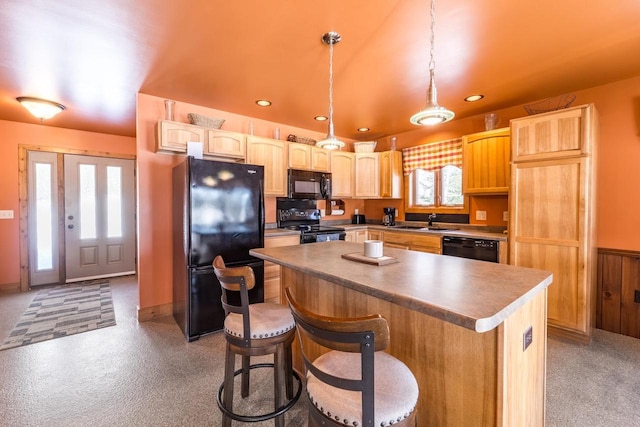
(597, 248, 640, 338)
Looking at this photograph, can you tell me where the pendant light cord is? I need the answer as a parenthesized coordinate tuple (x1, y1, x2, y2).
(328, 39, 335, 130)
(429, 0, 436, 76)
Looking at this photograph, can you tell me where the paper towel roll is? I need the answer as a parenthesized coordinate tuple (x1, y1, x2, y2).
(364, 240, 383, 258)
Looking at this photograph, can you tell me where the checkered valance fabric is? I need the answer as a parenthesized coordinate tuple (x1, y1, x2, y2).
(401, 138, 463, 175)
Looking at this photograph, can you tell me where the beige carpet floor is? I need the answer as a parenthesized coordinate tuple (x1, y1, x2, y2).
(1, 276, 639, 426)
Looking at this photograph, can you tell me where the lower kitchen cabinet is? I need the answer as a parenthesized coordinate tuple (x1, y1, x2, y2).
(264, 234, 300, 304)
(383, 231, 441, 254)
(345, 229, 368, 243)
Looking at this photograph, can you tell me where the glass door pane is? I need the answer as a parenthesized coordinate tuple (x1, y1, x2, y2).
(79, 164, 97, 239)
(107, 166, 122, 238)
(35, 163, 53, 270)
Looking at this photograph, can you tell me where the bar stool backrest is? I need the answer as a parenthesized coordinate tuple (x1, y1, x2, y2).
(213, 255, 255, 346)
(285, 287, 390, 425)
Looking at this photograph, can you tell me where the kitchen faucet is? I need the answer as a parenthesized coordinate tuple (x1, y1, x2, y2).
(428, 213, 436, 227)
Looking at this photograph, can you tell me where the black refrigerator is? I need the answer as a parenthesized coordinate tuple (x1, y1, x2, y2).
(172, 157, 265, 341)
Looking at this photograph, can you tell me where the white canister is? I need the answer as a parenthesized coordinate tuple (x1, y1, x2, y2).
(364, 240, 383, 258)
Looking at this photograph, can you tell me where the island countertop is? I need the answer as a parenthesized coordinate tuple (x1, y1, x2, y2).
(250, 240, 552, 333)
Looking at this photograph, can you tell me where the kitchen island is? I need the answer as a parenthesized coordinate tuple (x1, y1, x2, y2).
(250, 241, 553, 426)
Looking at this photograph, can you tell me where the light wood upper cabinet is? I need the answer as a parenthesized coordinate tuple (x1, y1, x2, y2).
(509, 104, 597, 343)
(355, 153, 380, 198)
(156, 121, 204, 153)
(330, 151, 355, 198)
(288, 143, 330, 172)
(511, 106, 591, 162)
(462, 127, 511, 195)
(246, 136, 288, 197)
(379, 151, 403, 198)
(204, 129, 245, 160)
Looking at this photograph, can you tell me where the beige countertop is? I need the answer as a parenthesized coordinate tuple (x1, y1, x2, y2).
(266, 223, 508, 241)
(250, 241, 551, 333)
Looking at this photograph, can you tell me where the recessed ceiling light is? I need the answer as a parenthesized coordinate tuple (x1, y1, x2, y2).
(464, 94, 484, 102)
(256, 100, 272, 107)
(314, 115, 328, 121)
(357, 127, 370, 132)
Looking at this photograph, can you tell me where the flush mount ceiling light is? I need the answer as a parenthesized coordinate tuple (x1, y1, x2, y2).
(16, 96, 66, 121)
(316, 32, 345, 150)
(410, 0, 454, 126)
(314, 115, 328, 121)
(465, 94, 484, 102)
(256, 99, 272, 107)
(357, 127, 370, 132)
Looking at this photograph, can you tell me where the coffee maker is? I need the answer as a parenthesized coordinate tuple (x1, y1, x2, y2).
(382, 207, 396, 226)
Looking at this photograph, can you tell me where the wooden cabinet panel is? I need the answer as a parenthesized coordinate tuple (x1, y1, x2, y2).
(264, 234, 300, 304)
(345, 229, 368, 243)
(367, 230, 383, 241)
(246, 136, 287, 197)
(330, 151, 355, 198)
(462, 128, 510, 194)
(597, 249, 640, 339)
(383, 231, 441, 254)
(288, 143, 311, 170)
(379, 151, 403, 198)
(509, 104, 597, 343)
(355, 153, 380, 198)
(311, 147, 330, 172)
(289, 143, 330, 172)
(204, 129, 245, 160)
(156, 121, 204, 153)
(511, 106, 590, 162)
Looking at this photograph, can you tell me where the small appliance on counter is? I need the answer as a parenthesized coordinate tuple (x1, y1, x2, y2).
(382, 207, 396, 226)
(352, 214, 366, 224)
(351, 208, 366, 224)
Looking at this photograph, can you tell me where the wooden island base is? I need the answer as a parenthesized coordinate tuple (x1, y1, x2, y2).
(281, 267, 547, 426)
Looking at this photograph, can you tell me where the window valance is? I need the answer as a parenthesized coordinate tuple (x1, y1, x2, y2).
(401, 138, 462, 175)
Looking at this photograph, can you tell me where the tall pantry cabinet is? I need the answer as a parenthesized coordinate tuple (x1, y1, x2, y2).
(509, 104, 598, 343)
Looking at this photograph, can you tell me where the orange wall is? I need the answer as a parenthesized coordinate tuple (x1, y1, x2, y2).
(135, 93, 357, 310)
(0, 120, 135, 286)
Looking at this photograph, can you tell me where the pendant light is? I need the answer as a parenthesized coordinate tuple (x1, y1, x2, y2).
(16, 97, 66, 121)
(316, 32, 345, 150)
(410, 0, 454, 126)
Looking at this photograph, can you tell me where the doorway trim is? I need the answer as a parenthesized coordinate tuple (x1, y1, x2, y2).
(18, 144, 136, 292)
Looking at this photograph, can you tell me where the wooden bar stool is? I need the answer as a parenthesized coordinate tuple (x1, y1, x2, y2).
(213, 256, 301, 427)
(285, 288, 419, 427)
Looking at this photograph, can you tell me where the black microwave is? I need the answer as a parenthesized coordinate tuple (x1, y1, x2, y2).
(288, 169, 331, 199)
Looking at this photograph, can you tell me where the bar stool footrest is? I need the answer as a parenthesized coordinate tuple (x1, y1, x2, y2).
(216, 362, 303, 423)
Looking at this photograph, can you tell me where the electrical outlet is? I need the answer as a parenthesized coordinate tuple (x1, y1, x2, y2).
(523, 326, 533, 351)
(475, 210, 487, 221)
(0, 210, 14, 219)
(503, 211, 509, 222)
(320, 209, 326, 217)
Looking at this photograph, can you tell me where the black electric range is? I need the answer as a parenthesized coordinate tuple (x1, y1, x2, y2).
(276, 198, 346, 244)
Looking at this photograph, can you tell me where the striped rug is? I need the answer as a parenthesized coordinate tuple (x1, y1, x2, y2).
(0, 281, 116, 350)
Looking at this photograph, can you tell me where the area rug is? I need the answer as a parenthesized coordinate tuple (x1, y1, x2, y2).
(0, 281, 116, 350)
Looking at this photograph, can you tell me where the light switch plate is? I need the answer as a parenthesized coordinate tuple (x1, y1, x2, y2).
(0, 210, 14, 219)
(503, 211, 509, 222)
(475, 210, 487, 221)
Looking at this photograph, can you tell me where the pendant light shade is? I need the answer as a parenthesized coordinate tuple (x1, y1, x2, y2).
(16, 97, 66, 121)
(410, 0, 454, 126)
(316, 32, 345, 150)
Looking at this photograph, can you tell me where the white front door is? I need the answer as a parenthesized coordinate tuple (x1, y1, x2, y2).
(64, 154, 136, 282)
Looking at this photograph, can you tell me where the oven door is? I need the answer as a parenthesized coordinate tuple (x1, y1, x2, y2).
(288, 169, 331, 199)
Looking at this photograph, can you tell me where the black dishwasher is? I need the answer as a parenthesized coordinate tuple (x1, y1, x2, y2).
(442, 236, 499, 263)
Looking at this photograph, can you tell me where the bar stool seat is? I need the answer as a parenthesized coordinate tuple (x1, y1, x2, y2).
(308, 351, 418, 426)
(213, 256, 301, 427)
